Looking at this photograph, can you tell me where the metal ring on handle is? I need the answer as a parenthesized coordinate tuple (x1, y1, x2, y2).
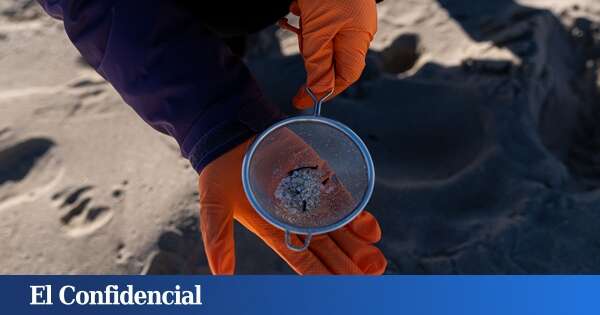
(282, 87, 330, 252)
(305, 87, 334, 117)
(243, 114, 375, 237)
(285, 230, 312, 252)
(241, 85, 375, 251)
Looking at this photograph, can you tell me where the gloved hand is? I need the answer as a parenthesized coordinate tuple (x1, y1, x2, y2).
(278, 0, 378, 109)
(198, 132, 386, 274)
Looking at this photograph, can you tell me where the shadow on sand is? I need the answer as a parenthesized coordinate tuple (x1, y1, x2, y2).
(238, 2, 600, 274)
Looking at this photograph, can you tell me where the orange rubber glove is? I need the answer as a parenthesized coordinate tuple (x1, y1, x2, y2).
(278, 0, 378, 109)
(198, 133, 386, 275)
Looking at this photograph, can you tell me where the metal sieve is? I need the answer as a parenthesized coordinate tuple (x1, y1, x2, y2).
(241, 88, 375, 251)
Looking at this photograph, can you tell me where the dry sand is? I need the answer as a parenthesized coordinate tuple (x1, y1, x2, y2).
(1, 0, 600, 274)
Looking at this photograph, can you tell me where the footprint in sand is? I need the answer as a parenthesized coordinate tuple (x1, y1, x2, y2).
(51, 185, 114, 237)
(0, 136, 63, 212)
(30, 76, 119, 120)
(0, 127, 11, 140)
(142, 215, 209, 275)
(0, 137, 55, 186)
(380, 33, 422, 75)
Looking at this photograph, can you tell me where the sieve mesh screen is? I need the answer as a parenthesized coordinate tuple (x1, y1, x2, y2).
(246, 120, 369, 229)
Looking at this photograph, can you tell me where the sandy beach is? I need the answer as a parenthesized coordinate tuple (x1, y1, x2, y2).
(1, 0, 600, 274)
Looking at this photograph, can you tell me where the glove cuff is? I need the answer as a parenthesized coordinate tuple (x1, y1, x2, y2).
(187, 97, 284, 173)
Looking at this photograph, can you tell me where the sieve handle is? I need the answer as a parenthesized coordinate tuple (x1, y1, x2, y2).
(285, 230, 313, 252)
(305, 87, 334, 117)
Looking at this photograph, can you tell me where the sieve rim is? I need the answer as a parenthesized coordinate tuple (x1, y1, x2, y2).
(241, 115, 375, 236)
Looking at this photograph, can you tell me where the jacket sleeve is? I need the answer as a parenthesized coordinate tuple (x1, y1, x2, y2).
(37, 0, 282, 173)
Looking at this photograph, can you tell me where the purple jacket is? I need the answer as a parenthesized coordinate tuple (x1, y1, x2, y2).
(38, 0, 283, 173)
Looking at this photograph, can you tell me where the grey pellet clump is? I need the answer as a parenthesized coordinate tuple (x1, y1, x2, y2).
(275, 168, 322, 213)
